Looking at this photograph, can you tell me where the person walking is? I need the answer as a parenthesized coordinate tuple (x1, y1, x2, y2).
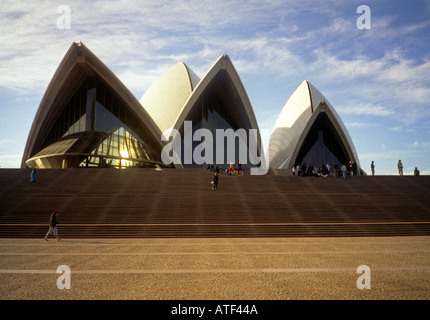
(44, 211, 61, 241)
(371, 161, 375, 176)
(213, 172, 219, 189)
(30, 168, 37, 183)
(398, 160, 403, 176)
(341, 164, 347, 180)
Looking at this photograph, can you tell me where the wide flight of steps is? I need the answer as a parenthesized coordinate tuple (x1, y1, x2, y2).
(1, 168, 429, 238)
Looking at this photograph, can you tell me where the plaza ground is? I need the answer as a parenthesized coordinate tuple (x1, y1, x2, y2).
(1, 236, 429, 300)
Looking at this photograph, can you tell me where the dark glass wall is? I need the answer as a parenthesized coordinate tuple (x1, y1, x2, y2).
(294, 112, 350, 170)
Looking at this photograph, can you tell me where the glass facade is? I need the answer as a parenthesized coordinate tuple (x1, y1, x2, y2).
(32, 76, 162, 169)
(294, 112, 349, 170)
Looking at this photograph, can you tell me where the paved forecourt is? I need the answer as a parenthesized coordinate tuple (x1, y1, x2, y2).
(1, 236, 429, 300)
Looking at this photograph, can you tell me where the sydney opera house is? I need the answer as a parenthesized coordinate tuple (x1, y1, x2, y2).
(22, 42, 363, 174)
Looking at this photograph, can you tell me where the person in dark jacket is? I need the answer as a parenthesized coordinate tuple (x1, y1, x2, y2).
(237, 160, 243, 175)
(301, 163, 307, 176)
(44, 211, 61, 241)
(213, 172, 219, 189)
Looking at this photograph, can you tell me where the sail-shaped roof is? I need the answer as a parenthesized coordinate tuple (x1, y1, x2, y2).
(140, 54, 264, 168)
(139, 62, 200, 136)
(268, 80, 361, 173)
(22, 42, 165, 168)
(170, 54, 260, 136)
(173, 54, 263, 168)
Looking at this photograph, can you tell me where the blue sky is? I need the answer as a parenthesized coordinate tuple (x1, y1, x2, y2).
(1, 0, 429, 175)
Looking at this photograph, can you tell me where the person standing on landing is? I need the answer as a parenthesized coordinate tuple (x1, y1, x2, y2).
(349, 161, 354, 176)
(213, 172, 219, 189)
(341, 164, 347, 180)
(398, 160, 403, 176)
(333, 162, 339, 178)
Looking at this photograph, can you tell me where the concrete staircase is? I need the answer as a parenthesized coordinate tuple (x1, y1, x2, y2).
(1, 168, 429, 238)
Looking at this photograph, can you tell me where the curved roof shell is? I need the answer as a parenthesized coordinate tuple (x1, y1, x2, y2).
(171, 54, 260, 137)
(172, 54, 263, 168)
(140, 54, 264, 168)
(139, 62, 200, 136)
(268, 80, 360, 172)
(21, 42, 164, 168)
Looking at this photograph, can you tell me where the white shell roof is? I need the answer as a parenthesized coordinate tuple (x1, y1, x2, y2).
(268, 80, 360, 170)
(171, 54, 260, 134)
(22, 42, 164, 167)
(140, 54, 263, 168)
(139, 62, 200, 136)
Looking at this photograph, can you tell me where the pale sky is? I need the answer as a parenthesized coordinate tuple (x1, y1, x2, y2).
(1, 0, 429, 175)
